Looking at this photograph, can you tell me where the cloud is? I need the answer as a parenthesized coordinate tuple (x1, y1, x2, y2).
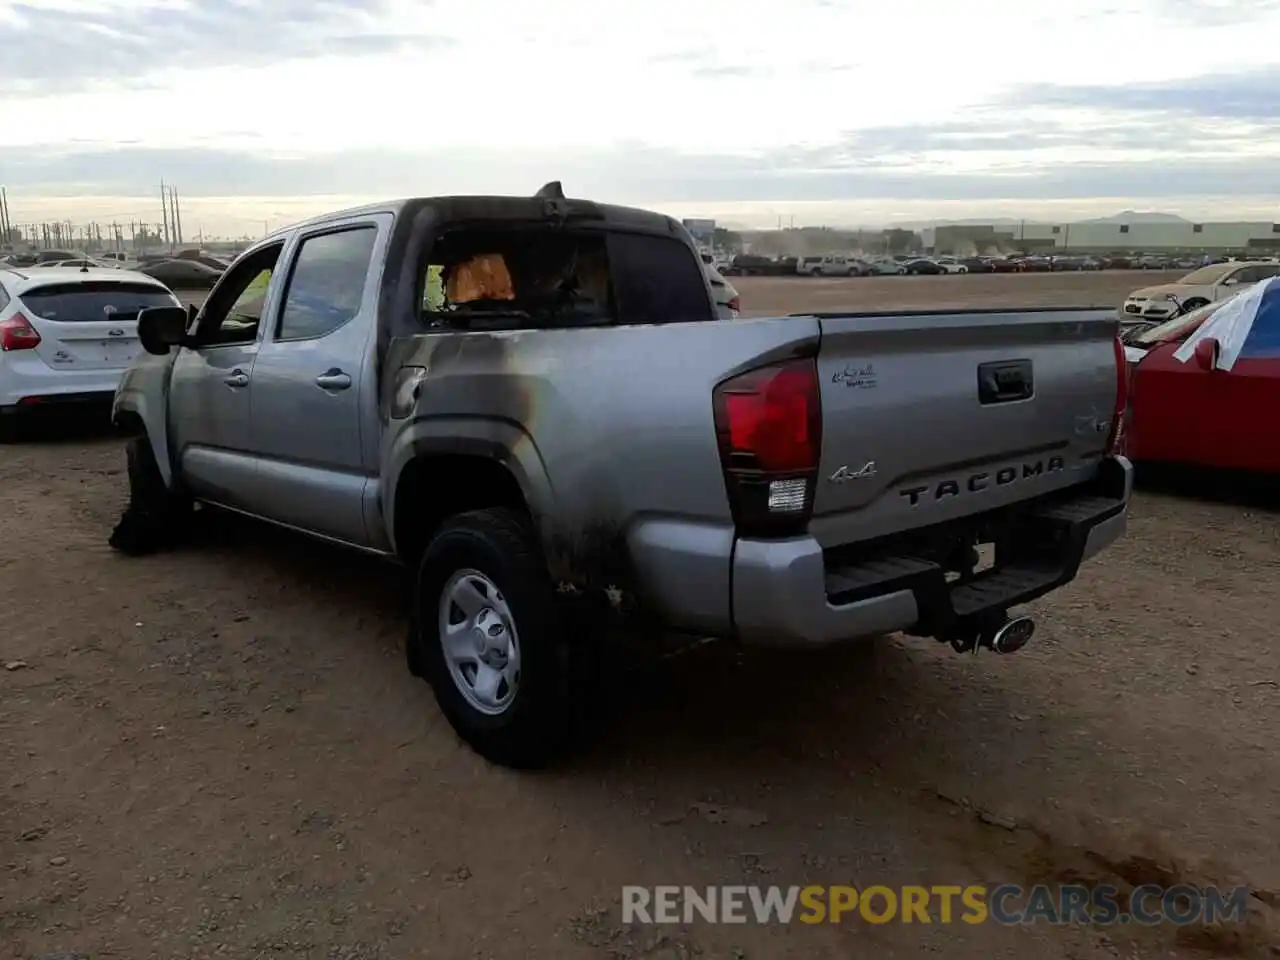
(1008, 67, 1280, 124)
(5, 0, 1280, 224)
(0, 0, 451, 94)
(5, 141, 1280, 207)
(1149, 0, 1280, 26)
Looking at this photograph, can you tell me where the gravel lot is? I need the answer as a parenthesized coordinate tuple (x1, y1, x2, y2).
(3, 273, 1278, 960)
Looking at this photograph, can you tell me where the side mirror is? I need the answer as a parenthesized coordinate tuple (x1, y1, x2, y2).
(137, 306, 191, 356)
(1192, 336, 1220, 372)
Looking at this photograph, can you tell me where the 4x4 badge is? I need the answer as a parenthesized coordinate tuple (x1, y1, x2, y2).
(828, 462, 877, 483)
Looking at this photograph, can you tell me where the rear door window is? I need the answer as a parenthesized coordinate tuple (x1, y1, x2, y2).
(18, 282, 177, 321)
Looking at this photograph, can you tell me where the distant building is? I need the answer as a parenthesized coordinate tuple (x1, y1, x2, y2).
(921, 220, 1280, 255)
(681, 218, 716, 248)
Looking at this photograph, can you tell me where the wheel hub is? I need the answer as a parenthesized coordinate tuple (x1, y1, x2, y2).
(437, 570, 522, 716)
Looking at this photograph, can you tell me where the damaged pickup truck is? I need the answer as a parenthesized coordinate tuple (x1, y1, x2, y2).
(109, 183, 1132, 767)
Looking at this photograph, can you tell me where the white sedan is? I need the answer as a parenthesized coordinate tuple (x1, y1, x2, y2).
(706, 263, 741, 318)
(0, 266, 181, 435)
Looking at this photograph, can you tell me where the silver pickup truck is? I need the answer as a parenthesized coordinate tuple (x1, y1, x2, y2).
(110, 185, 1132, 767)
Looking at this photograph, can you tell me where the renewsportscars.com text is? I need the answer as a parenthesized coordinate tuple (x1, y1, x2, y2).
(622, 884, 1250, 926)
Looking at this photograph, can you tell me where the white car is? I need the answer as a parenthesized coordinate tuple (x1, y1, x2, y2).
(935, 257, 969, 274)
(30, 258, 122, 270)
(0, 266, 182, 434)
(796, 255, 869, 277)
(705, 263, 740, 318)
(1121, 261, 1280, 322)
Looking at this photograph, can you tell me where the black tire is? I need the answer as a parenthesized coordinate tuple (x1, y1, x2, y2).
(0, 414, 23, 443)
(1181, 298, 1209, 311)
(108, 437, 192, 556)
(410, 507, 571, 768)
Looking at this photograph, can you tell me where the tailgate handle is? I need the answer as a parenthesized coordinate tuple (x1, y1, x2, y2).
(978, 360, 1033, 404)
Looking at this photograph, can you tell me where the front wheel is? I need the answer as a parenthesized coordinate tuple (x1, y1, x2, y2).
(411, 507, 571, 768)
(108, 437, 192, 555)
(1180, 298, 1209, 312)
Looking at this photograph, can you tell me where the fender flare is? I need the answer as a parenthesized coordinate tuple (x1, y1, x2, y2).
(382, 416, 555, 556)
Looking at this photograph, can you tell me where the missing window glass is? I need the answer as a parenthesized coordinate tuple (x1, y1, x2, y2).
(420, 226, 615, 331)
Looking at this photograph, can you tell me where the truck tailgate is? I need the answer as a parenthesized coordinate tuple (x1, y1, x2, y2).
(810, 309, 1119, 547)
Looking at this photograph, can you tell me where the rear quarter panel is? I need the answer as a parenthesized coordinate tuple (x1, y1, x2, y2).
(381, 317, 821, 631)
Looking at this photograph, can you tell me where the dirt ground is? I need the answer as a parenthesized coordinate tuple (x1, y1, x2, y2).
(3, 273, 1279, 960)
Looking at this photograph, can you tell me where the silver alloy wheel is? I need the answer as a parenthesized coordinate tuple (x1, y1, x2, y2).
(438, 568, 522, 716)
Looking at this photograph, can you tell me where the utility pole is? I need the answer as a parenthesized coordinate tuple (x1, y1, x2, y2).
(160, 179, 171, 250)
(172, 186, 184, 247)
(0, 186, 10, 240)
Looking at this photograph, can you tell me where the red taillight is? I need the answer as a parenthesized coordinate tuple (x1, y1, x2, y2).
(713, 358, 822, 536)
(727, 295, 741, 314)
(0, 313, 41, 351)
(1107, 335, 1128, 455)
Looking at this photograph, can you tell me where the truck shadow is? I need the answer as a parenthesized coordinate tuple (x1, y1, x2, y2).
(184, 507, 1044, 783)
(1134, 462, 1280, 513)
(179, 506, 1155, 848)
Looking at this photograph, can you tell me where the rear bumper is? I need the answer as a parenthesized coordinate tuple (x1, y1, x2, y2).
(1, 355, 126, 408)
(731, 457, 1133, 647)
(1, 391, 114, 415)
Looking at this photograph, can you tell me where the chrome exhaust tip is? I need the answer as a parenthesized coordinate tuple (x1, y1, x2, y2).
(986, 616, 1035, 654)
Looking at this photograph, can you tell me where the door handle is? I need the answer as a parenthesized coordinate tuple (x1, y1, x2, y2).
(223, 370, 249, 387)
(315, 369, 352, 391)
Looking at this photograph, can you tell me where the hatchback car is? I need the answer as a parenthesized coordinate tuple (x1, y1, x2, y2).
(0, 266, 181, 434)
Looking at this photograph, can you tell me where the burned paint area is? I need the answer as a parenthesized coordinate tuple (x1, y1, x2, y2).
(385, 331, 537, 430)
(542, 518, 643, 618)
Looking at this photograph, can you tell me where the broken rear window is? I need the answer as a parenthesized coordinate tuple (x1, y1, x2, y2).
(419, 225, 713, 330)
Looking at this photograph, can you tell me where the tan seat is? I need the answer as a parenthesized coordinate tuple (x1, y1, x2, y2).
(446, 254, 514, 304)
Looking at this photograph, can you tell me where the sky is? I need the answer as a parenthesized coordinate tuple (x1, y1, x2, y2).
(2, 0, 1280, 237)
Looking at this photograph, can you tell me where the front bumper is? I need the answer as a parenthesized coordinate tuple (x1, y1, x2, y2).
(1123, 299, 1177, 320)
(731, 457, 1133, 647)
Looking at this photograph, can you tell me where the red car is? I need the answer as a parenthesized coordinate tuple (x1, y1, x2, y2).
(1126, 281, 1280, 471)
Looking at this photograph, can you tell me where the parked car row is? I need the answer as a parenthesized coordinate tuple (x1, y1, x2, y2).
(2, 250, 231, 290)
(706, 250, 1274, 279)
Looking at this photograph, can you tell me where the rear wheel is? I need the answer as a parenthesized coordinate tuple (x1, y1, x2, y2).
(411, 507, 571, 768)
(108, 437, 192, 555)
(0, 411, 24, 443)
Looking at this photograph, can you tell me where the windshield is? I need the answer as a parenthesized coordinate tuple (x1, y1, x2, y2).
(19, 282, 177, 321)
(1131, 298, 1230, 345)
(1179, 264, 1234, 285)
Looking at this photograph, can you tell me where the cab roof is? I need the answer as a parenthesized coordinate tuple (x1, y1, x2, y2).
(266, 193, 685, 243)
